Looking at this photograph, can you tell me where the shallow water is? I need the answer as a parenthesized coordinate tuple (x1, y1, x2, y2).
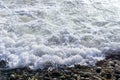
(0, 0, 120, 69)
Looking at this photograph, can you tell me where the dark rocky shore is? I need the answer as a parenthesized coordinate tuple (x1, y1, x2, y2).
(0, 54, 120, 80)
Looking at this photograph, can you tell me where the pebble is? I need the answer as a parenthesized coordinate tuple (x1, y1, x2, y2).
(96, 67, 102, 73)
(0, 59, 120, 80)
(105, 73, 112, 79)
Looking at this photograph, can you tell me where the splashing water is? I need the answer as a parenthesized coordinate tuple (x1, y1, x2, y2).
(0, 0, 120, 69)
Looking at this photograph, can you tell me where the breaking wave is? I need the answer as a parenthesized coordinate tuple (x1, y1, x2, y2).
(0, 0, 120, 69)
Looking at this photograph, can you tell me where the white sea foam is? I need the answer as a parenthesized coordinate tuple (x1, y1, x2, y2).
(0, 0, 120, 69)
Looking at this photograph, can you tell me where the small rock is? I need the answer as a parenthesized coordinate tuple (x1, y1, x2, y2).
(109, 61, 115, 67)
(9, 74, 16, 80)
(64, 70, 71, 75)
(74, 64, 81, 69)
(80, 72, 91, 78)
(105, 73, 112, 79)
(51, 71, 62, 78)
(96, 67, 102, 73)
(65, 75, 71, 79)
(43, 77, 50, 80)
(60, 76, 65, 79)
(93, 76, 102, 80)
(73, 74, 77, 79)
(53, 78, 57, 80)
(114, 74, 120, 80)
(115, 70, 120, 74)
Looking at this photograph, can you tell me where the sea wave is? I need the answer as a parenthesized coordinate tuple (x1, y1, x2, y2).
(0, 0, 120, 69)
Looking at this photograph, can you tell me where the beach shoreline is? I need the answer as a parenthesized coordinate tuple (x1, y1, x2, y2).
(0, 53, 120, 80)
